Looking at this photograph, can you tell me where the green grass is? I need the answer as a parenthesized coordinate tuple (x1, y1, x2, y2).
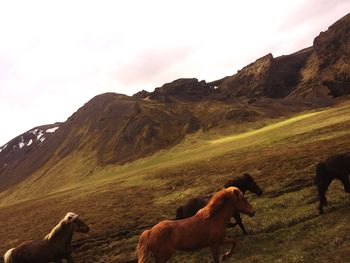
(1, 101, 350, 262)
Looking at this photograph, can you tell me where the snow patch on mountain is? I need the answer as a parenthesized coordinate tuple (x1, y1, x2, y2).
(46, 127, 59, 133)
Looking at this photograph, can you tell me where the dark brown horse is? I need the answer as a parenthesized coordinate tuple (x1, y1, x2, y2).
(137, 187, 255, 263)
(315, 153, 350, 214)
(176, 173, 262, 234)
(3, 212, 89, 263)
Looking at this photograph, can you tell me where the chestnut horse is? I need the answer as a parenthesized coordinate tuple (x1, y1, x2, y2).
(3, 212, 89, 263)
(176, 173, 262, 234)
(315, 153, 350, 214)
(137, 187, 255, 263)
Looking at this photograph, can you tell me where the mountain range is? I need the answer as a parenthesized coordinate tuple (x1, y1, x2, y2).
(0, 13, 349, 195)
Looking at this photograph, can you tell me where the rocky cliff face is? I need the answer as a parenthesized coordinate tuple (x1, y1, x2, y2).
(290, 13, 350, 98)
(215, 14, 350, 100)
(218, 49, 312, 99)
(142, 78, 218, 102)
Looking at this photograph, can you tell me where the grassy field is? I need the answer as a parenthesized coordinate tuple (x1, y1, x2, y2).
(1, 100, 350, 262)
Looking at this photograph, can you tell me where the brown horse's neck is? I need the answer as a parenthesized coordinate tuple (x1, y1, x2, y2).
(45, 222, 74, 251)
(210, 201, 237, 227)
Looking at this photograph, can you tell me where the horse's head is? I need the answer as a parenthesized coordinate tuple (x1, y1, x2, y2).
(45, 212, 89, 242)
(64, 212, 90, 233)
(243, 174, 263, 196)
(226, 187, 255, 217)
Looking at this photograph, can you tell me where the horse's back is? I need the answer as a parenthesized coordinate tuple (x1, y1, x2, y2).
(10, 240, 53, 263)
(182, 197, 208, 219)
(323, 153, 350, 176)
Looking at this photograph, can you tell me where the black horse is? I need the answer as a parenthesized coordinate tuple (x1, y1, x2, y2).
(175, 173, 263, 234)
(315, 153, 350, 214)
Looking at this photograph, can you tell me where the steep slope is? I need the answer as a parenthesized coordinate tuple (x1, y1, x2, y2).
(0, 123, 62, 191)
(0, 91, 318, 195)
(1, 100, 350, 262)
(0, 93, 203, 191)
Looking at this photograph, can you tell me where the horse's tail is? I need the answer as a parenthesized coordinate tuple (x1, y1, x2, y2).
(315, 162, 328, 184)
(3, 248, 15, 263)
(137, 230, 154, 263)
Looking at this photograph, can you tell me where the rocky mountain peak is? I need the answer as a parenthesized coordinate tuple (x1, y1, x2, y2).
(147, 78, 216, 102)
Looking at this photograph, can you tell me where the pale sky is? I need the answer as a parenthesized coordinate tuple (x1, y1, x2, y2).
(0, 0, 349, 146)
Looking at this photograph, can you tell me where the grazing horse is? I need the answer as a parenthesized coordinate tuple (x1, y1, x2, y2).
(176, 173, 262, 234)
(137, 187, 255, 263)
(315, 153, 350, 214)
(3, 212, 89, 263)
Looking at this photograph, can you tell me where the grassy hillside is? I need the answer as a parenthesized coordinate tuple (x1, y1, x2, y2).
(1, 100, 350, 262)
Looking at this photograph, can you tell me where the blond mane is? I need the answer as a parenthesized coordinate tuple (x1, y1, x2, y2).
(197, 188, 236, 218)
(44, 212, 78, 241)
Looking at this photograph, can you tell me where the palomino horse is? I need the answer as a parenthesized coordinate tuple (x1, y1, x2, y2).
(3, 212, 89, 263)
(315, 153, 350, 214)
(137, 187, 255, 263)
(176, 173, 262, 234)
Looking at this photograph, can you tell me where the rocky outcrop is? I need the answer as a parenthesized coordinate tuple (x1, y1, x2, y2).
(148, 78, 217, 102)
(218, 49, 312, 99)
(290, 13, 350, 98)
(133, 90, 150, 99)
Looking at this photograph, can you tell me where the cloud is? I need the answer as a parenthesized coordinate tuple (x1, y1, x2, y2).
(280, 0, 350, 32)
(114, 47, 195, 91)
(0, 1, 349, 145)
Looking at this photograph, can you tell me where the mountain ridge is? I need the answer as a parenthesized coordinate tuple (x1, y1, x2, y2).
(1, 13, 350, 194)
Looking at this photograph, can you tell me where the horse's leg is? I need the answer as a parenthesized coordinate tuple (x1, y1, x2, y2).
(315, 162, 333, 214)
(210, 244, 221, 263)
(233, 212, 247, 235)
(339, 173, 350, 193)
(221, 237, 236, 261)
(317, 178, 332, 214)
